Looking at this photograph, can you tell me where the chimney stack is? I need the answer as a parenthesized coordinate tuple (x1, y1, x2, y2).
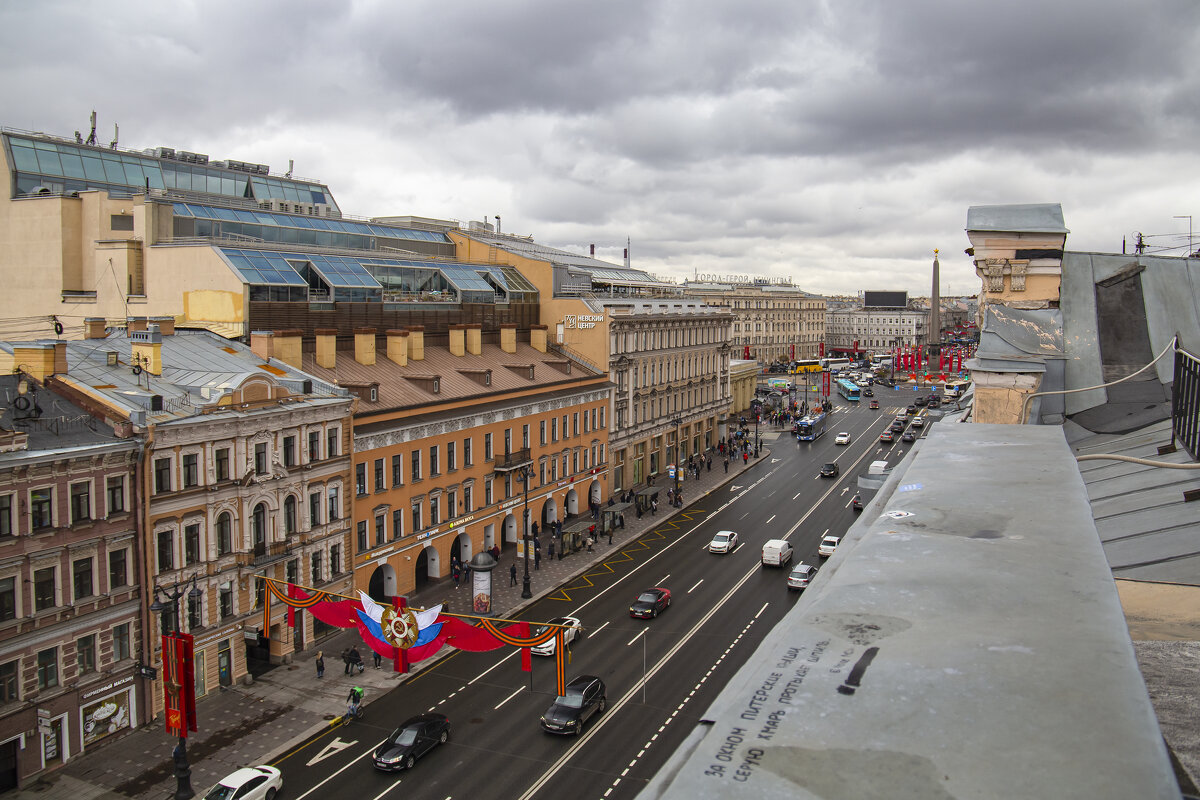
(126, 317, 148, 333)
(354, 328, 376, 366)
(131, 325, 163, 375)
(250, 330, 275, 361)
(386, 329, 409, 366)
(530, 324, 548, 353)
(500, 323, 517, 354)
(590, 244, 595, 256)
(466, 324, 482, 356)
(408, 325, 425, 361)
(274, 329, 303, 369)
(315, 329, 338, 369)
(150, 315, 175, 336)
(84, 317, 107, 339)
(449, 324, 466, 357)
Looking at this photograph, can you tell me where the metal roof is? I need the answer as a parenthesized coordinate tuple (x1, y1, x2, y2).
(1068, 418, 1200, 584)
(966, 203, 1069, 233)
(640, 423, 1179, 799)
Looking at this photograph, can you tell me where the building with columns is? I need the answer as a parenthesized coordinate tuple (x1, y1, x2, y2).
(679, 280, 826, 365)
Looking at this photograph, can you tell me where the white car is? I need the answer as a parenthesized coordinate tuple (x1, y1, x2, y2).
(787, 562, 818, 591)
(203, 766, 282, 800)
(818, 536, 841, 558)
(709, 530, 739, 553)
(834, 432, 851, 445)
(531, 616, 583, 656)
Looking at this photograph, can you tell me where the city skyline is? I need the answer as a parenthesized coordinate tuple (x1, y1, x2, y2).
(2, 1, 1198, 296)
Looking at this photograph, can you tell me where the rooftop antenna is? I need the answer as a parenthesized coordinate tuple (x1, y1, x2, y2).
(86, 110, 97, 146)
(285, 159, 293, 179)
(109, 123, 119, 149)
(494, 215, 501, 234)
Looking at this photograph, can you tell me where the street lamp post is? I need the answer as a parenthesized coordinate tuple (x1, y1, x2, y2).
(672, 418, 682, 508)
(518, 466, 532, 599)
(149, 577, 203, 800)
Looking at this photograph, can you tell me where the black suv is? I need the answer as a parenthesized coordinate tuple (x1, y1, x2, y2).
(820, 462, 840, 478)
(541, 675, 607, 735)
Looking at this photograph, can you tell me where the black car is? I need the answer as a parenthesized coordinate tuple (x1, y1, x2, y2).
(906, 405, 917, 415)
(630, 587, 672, 618)
(889, 421, 905, 433)
(820, 462, 839, 478)
(540, 675, 607, 735)
(862, 388, 874, 397)
(373, 714, 450, 771)
(851, 495, 863, 511)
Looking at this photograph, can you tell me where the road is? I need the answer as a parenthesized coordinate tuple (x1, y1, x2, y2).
(272, 394, 923, 800)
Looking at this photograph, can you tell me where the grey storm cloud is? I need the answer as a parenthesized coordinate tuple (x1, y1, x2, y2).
(2, 0, 1199, 295)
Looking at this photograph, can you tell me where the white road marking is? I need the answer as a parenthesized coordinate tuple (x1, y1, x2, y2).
(292, 748, 374, 800)
(370, 778, 403, 800)
(765, 514, 775, 525)
(627, 629, 647, 647)
(755, 602, 769, 619)
(688, 579, 703, 593)
(494, 687, 524, 710)
(592, 621, 610, 635)
(305, 736, 358, 767)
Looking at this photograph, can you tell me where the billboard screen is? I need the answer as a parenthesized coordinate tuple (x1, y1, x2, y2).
(864, 290, 908, 308)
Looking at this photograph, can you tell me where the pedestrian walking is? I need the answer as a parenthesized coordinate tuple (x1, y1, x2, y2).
(315, 651, 325, 679)
(534, 549, 541, 570)
(341, 648, 351, 675)
(549, 541, 555, 559)
(510, 563, 518, 586)
(452, 564, 461, 588)
(743, 452, 749, 465)
(373, 649, 382, 669)
(651, 498, 658, 514)
(707, 457, 712, 472)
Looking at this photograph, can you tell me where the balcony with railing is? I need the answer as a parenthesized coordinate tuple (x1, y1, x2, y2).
(493, 447, 533, 473)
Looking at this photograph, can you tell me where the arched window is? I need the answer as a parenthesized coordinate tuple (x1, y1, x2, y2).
(252, 503, 268, 547)
(216, 512, 232, 555)
(284, 496, 297, 535)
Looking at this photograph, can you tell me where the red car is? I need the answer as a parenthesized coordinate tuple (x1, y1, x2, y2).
(869, 400, 880, 409)
(879, 430, 896, 443)
(630, 588, 671, 619)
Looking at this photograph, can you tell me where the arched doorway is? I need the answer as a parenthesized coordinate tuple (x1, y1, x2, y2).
(414, 549, 430, 590)
(588, 479, 602, 507)
(565, 488, 579, 516)
(452, 532, 472, 567)
(502, 513, 518, 545)
(540, 497, 558, 527)
(484, 522, 496, 551)
(420, 545, 440, 585)
(367, 563, 398, 602)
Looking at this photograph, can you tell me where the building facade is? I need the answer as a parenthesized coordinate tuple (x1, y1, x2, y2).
(293, 324, 611, 600)
(0, 362, 141, 789)
(826, 306, 928, 356)
(679, 281, 826, 365)
(50, 323, 355, 714)
(606, 301, 734, 491)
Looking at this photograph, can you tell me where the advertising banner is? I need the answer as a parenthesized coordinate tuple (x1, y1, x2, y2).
(161, 632, 197, 738)
(472, 564, 492, 615)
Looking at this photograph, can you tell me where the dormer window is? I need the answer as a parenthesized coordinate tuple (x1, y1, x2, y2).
(485, 372, 492, 386)
(370, 387, 378, 402)
(432, 378, 440, 394)
(528, 366, 534, 380)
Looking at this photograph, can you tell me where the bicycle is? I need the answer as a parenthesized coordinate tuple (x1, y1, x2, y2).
(341, 703, 364, 726)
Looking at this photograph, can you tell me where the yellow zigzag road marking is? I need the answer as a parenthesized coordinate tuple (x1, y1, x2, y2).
(546, 509, 709, 602)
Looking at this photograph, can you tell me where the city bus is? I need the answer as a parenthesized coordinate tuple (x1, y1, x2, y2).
(943, 379, 971, 398)
(791, 359, 822, 374)
(796, 411, 827, 441)
(820, 357, 851, 371)
(836, 378, 861, 401)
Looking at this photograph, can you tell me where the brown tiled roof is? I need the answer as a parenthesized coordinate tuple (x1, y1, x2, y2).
(300, 340, 604, 415)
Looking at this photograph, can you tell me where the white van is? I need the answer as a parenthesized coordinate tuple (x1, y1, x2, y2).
(761, 539, 793, 567)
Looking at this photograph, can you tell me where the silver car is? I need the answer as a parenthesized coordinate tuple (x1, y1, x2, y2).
(787, 563, 818, 591)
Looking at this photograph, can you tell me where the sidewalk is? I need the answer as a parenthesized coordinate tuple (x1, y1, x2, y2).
(16, 441, 776, 800)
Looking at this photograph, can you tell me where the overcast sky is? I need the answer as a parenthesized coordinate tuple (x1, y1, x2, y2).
(3, 0, 1199, 297)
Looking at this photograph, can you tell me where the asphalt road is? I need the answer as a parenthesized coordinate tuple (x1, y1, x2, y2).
(271, 395, 923, 800)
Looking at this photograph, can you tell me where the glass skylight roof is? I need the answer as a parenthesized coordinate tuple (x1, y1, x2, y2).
(219, 249, 308, 286)
(174, 203, 447, 243)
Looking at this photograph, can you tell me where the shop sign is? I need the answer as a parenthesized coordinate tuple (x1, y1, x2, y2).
(563, 314, 604, 330)
(82, 674, 134, 701)
(81, 687, 133, 746)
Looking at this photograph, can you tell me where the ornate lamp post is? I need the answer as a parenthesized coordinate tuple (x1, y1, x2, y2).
(518, 466, 533, 599)
(672, 417, 682, 507)
(150, 577, 203, 800)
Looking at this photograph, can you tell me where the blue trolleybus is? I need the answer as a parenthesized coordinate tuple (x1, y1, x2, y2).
(836, 378, 861, 401)
(796, 411, 827, 441)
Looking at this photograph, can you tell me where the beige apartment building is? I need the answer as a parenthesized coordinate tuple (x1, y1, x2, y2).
(679, 280, 826, 365)
(449, 230, 735, 493)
